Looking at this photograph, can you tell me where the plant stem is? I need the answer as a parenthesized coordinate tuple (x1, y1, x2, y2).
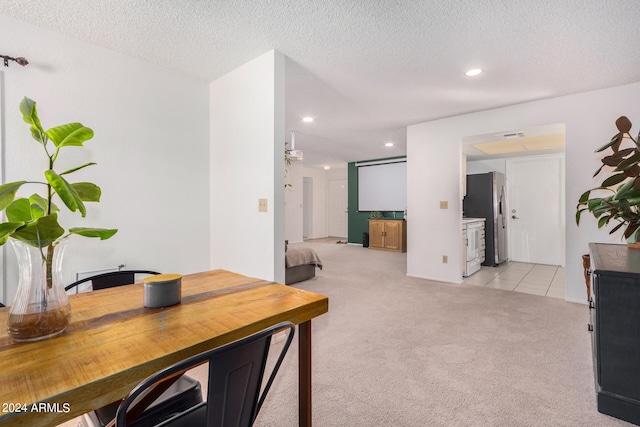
(45, 139, 54, 289)
(46, 243, 54, 289)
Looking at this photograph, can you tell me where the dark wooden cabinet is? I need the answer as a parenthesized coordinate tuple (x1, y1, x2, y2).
(589, 243, 640, 426)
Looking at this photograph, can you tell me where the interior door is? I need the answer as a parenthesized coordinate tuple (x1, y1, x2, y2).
(328, 179, 348, 238)
(506, 155, 565, 265)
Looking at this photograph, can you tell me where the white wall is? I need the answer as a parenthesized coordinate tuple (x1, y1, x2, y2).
(210, 50, 285, 283)
(284, 165, 347, 243)
(326, 167, 348, 182)
(0, 16, 210, 305)
(407, 81, 640, 303)
(466, 158, 507, 175)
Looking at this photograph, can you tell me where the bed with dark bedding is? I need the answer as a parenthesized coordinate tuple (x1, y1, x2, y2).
(285, 246, 323, 285)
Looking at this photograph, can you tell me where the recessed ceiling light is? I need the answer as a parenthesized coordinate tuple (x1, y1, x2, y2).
(302, 117, 314, 123)
(465, 68, 483, 77)
(385, 142, 394, 147)
(323, 165, 331, 170)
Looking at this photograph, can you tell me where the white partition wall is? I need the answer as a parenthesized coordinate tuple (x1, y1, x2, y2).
(210, 50, 285, 283)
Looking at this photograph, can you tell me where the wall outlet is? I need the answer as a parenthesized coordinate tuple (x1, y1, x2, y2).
(439, 201, 448, 209)
(258, 198, 268, 212)
(442, 255, 448, 264)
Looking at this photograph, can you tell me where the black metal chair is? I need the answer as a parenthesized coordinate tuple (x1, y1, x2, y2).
(66, 268, 193, 427)
(115, 322, 296, 427)
(65, 270, 160, 292)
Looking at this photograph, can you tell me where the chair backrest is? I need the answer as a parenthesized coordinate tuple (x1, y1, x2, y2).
(65, 270, 160, 292)
(115, 322, 296, 427)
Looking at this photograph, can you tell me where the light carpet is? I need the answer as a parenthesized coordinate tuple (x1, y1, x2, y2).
(250, 240, 631, 426)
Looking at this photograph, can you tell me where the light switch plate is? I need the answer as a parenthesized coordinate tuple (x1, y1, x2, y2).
(258, 198, 268, 212)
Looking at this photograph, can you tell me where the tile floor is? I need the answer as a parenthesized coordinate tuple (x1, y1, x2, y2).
(463, 261, 566, 299)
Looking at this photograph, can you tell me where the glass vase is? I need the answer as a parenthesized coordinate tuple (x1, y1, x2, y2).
(7, 239, 71, 342)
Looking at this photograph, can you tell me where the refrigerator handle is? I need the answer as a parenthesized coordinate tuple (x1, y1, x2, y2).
(499, 187, 506, 228)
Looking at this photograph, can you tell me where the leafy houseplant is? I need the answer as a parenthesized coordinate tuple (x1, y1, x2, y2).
(0, 97, 117, 341)
(576, 116, 640, 244)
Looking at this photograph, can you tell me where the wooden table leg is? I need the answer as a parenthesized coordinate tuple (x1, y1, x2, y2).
(299, 320, 312, 427)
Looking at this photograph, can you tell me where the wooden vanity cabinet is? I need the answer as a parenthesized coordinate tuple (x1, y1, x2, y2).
(368, 219, 406, 252)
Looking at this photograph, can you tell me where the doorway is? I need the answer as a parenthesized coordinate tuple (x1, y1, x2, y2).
(328, 179, 348, 238)
(506, 155, 565, 265)
(462, 123, 566, 268)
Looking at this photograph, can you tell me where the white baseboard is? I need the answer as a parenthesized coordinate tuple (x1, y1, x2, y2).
(405, 273, 463, 285)
(564, 296, 588, 305)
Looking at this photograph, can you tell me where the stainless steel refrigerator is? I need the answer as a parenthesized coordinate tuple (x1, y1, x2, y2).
(463, 172, 508, 266)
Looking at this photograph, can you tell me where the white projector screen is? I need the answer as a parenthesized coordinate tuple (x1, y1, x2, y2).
(358, 161, 407, 211)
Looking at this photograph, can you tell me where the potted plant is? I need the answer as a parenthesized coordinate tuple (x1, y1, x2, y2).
(576, 116, 640, 245)
(0, 97, 117, 341)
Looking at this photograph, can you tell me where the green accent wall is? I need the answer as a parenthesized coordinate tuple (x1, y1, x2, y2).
(348, 156, 407, 244)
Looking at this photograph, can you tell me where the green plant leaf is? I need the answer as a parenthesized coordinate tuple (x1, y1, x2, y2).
(0, 181, 27, 212)
(616, 116, 632, 133)
(29, 126, 45, 144)
(46, 123, 94, 148)
(12, 214, 64, 247)
(619, 198, 631, 212)
(598, 215, 609, 228)
(596, 133, 623, 153)
(578, 190, 591, 204)
(19, 97, 44, 135)
(60, 162, 97, 176)
(588, 198, 605, 211)
(44, 170, 86, 217)
(71, 182, 101, 202)
(69, 227, 117, 240)
(602, 173, 628, 187)
(0, 222, 25, 245)
(6, 198, 33, 222)
(28, 193, 58, 219)
(614, 179, 636, 199)
(625, 196, 640, 205)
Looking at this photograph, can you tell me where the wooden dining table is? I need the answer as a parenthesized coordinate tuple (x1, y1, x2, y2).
(0, 269, 328, 427)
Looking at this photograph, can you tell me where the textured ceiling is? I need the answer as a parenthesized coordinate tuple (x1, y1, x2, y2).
(2, 0, 640, 167)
